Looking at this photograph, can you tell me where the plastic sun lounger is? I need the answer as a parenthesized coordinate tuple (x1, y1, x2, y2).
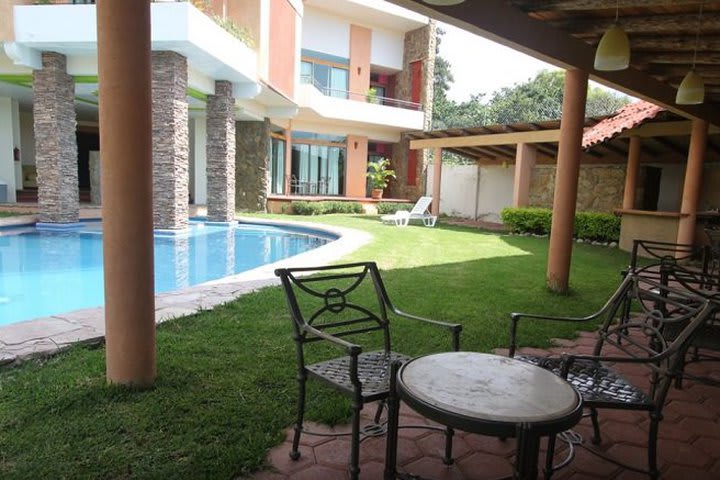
(380, 196, 437, 227)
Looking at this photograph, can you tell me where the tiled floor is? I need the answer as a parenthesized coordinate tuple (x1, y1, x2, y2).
(254, 333, 720, 479)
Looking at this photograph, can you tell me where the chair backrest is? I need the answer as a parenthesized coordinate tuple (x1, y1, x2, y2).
(629, 239, 709, 272)
(410, 196, 433, 215)
(275, 262, 394, 353)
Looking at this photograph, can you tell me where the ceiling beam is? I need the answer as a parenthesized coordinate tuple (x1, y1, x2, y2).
(510, 0, 702, 11)
(630, 35, 720, 52)
(619, 120, 720, 138)
(388, 0, 720, 126)
(409, 129, 562, 149)
(556, 14, 720, 36)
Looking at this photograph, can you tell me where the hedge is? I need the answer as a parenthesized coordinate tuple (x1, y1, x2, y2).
(376, 202, 414, 215)
(500, 207, 621, 243)
(290, 200, 364, 215)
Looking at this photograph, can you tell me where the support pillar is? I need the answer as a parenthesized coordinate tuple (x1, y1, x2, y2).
(547, 69, 588, 293)
(677, 119, 709, 246)
(97, 0, 156, 386)
(284, 121, 292, 195)
(206, 80, 236, 222)
(235, 119, 270, 212)
(623, 136, 641, 209)
(512, 143, 536, 207)
(33, 52, 78, 223)
(432, 147, 442, 216)
(152, 51, 189, 230)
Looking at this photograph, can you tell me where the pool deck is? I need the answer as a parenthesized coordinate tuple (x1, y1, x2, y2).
(0, 211, 371, 367)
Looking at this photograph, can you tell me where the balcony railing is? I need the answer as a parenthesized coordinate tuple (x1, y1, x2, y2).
(301, 76, 423, 111)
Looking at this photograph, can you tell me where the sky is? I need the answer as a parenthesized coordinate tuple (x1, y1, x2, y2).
(438, 23, 558, 103)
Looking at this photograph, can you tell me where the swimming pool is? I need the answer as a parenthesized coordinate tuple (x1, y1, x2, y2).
(0, 220, 335, 326)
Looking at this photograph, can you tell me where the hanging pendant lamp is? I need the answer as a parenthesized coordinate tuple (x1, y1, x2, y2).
(423, 0, 465, 5)
(676, 3, 705, 105)
(594, 1, 630, 71)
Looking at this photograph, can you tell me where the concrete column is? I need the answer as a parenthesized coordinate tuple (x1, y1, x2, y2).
(97, 0, 156, 387)
(0, 97, 18, 203)
(33, 53, 79, 223)
(283, 122, 292, 195)
(206, 80, 236, 222)
(432, 147, 442, 216)
(512, 143, 537, 207)
(347, 135, 368, 197)
(622, 136, 641, 209)
(547, 69, 588, 293)
(235, 119, 270, 211)
(192, 117, 207, 205)
(677, 119, 709, 246)
(152, 51, 189, 230)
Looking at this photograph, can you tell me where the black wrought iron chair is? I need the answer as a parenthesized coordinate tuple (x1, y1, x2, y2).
(509, 270, 719, 480)
(275, 261, 462, 480)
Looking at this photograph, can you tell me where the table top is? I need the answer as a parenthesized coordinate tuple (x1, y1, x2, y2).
(398, 352, 580, 425)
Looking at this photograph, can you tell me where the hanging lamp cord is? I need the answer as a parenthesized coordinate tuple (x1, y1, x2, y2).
(691, 2, 705, 70)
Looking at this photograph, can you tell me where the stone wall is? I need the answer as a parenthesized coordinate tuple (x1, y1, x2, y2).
(389, 21, 436, 200)
(235, 119, 270, 212)
(529, 165, 626, 213)
(206, 81, 236, 222)
(152, 51, 189, 230)
(33, 52, 79, 223)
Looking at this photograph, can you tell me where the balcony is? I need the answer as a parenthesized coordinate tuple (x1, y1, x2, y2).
(296, 79, 425, 139)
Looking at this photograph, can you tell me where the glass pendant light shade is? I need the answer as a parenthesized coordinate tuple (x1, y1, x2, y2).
(423, 0, 465, 5)
(676, 69, 705, 105)
(594, 25, 630, 71)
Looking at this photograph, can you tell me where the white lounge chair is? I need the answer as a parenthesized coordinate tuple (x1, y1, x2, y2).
(381, 196, 437, 227)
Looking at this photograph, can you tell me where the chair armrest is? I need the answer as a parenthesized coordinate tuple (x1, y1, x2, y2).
(301, 324, 362, 356)
(509, 311, 601, 358)
(391, 307, 463, 351)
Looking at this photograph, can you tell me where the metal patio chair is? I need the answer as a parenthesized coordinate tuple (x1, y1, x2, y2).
(275, 261, 462, 480)
(509, 270, 719, 480)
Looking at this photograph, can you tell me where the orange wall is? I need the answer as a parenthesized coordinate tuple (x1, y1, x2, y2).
(226, 0, 260, 50)
(268, 0, 296, 99)
(346, 135, 369, 197)
(1, 0, 33, 42)
(349, 25, 371, 99)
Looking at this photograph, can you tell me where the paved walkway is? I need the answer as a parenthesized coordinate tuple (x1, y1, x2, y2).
(254, 333, 720, 480)
(0, 213, 371, 366)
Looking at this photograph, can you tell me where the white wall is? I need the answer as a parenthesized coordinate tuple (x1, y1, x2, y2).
(19, 111, 35, 166)
(190, 117, 207, 205)
(425, 164, 515, 221)
(301, 8, 350, 59)
(0, 98, 18, 202)
(371, 27, 403, 71)
(656, 163, 685, 212)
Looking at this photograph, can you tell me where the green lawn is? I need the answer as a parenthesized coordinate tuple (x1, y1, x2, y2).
(0, 215, 629, 479)
(0, 211, 32, 218)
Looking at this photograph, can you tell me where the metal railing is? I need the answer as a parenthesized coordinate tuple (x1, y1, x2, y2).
(301, 76, 423, 111)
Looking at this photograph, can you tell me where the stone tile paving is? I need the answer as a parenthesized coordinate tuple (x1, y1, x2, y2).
(0, 215, 371, 366)
(254, 332, 720, 480)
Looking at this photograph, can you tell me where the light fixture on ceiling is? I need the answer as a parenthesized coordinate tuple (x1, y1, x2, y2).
(422, 0, 465, 5)
(676, 2, 705, 105)
(594, 0, 630, 71)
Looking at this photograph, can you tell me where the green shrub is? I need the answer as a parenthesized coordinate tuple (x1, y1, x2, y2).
(376, 202, 414, 215)
(289, 201, 363, 215)
(501, 207, 620, 242)
(500, 207, 552, 235)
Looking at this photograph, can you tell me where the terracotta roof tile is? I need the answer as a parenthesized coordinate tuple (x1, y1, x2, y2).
(582, 100, 666, 149)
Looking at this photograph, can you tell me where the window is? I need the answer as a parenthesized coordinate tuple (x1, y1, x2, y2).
(300, 59, 349, 99)
(290, 140, 346, 196)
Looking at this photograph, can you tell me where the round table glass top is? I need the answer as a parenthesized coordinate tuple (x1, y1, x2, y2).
(399, 352, 580, 424)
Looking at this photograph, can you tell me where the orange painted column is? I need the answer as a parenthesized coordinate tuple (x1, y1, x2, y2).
(547, 69, 588, 293)
(676, 119, 709, 246)
(622, 136, 641, 209)
(346, 135, 368, 197)
(97, 0, 156, 387)
(432, 148, 442, 216)
(349, 25, 371, 101)
(512, 143, 536, 207)
(284, 120, 292, 195)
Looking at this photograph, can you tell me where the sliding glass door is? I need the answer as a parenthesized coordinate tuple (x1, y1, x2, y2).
(291, 144, 345, 196)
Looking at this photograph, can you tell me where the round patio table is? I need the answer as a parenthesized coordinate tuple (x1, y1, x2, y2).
(384, 352, 583, 480)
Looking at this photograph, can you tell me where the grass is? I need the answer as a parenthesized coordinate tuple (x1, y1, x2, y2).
(0, 215, 629, 479)
(0, 211, 32, 218)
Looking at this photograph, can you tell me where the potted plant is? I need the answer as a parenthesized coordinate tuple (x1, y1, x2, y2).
(366, 158, 396, 199)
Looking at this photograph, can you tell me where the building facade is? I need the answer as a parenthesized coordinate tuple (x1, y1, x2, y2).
(0, 0, 435, 226)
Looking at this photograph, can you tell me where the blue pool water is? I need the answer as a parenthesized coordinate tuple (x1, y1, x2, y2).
(0, 220, 335, 325)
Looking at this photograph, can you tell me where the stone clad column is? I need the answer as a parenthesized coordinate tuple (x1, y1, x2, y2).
(206, 80, 236, 222)
(235, 119, 270, 212)
(152, 51, 189, 230)
(33, 52, 79, 224)
(547, 69, 588, 293)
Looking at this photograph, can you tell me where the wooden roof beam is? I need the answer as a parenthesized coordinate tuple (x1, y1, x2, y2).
(510, 0, 702, 11)
(556, 13, 720, 36)
(409, 129, 562, 149)
(388, 0, 720, 126)
(619, 120, 720, 138)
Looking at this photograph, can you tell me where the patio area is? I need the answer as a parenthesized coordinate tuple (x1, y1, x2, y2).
(257, 333, 720, 480)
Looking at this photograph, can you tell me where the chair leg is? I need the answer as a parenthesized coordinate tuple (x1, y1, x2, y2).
(290, 373, 307, 460)
(544, 433, 557, 480)
(589, 408, 602, 445)
(443, 426, 455, 465)
(349, 401, 362, 480)
(648, 413, 661, 480)
(373, 400, 385, 424)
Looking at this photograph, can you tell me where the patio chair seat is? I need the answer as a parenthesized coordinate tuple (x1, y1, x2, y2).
(307, 350, 411, 402)
(516, 355, 653, 408)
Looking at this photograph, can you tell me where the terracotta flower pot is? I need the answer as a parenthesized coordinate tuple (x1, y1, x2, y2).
(371, 188, 384, 199)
